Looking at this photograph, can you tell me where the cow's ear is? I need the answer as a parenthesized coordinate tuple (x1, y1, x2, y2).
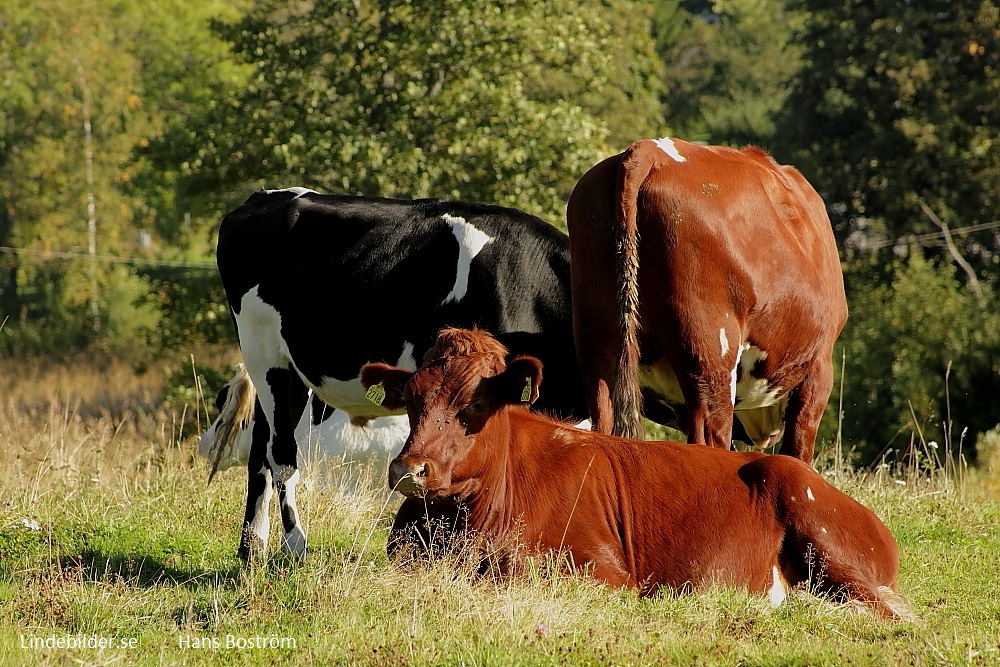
(360, 363, 412, 411)
(497, 355, 543, 406)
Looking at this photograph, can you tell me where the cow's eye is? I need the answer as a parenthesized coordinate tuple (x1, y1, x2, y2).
(458, 402, 483, 429)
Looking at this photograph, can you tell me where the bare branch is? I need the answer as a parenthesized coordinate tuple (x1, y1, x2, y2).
(919, 200, 984, 305)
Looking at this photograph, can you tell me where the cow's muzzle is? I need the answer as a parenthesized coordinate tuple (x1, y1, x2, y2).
(388, 457, 438, 497)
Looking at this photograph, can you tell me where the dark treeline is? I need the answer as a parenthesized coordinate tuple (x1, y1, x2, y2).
(1, 0, 997, 464)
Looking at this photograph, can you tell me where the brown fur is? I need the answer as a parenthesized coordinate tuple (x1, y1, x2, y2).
(567, 139, 848, 462)
(362, 328, 905, 620)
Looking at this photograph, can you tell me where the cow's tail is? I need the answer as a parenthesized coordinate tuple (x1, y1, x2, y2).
(207, 363, 256, 483)
(612, 143, 656, 440)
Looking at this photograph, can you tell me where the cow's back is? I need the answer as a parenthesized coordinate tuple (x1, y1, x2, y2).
(635, 142, 847, 353)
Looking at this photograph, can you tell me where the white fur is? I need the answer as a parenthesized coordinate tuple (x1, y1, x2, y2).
(396, 341, 418, 371)
(314, 342, 419, 418)
(263, 186, 316, 198)
(652, 137, 687, 163)
(768, 565, 788, 605)
(734, 346, 782, 410)
(440, 214, 493, 304)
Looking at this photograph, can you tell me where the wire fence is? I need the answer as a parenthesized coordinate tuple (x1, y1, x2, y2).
(0, 245, 216, 270)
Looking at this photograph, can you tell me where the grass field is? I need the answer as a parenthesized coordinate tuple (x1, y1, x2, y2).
(1, 358, 999, 666)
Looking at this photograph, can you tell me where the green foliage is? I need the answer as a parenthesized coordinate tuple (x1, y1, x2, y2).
(776, 0, 1000, 280)
(833, 255, 1000, 464)
(137, 266, 232, 354)
(652, 0, 805, 144)
(161, 0, 663, 223)
(0, 0, 243, 356)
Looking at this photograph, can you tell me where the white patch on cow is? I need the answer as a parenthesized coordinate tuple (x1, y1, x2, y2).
(278, 468, 306, 557)
(730, 343, 750, 406)
(719, 328, 729, 357)
(735, 403, 787, 449)
(440, 214, 494, 304)
(236, 287, 294, 473)
(821, 527, 828, 534)
(247, 465, 274, 552)
(806, 486, 815, 501)
(396, 341, 418, 371)
(264, 186, 316, 198)
(734, 346, 782, 410)
(236, 287, 291, 373)
(551, 426, 579, 446)
(768, 565, 788, 606)
(652, 137, 687, 163)
(302, 411, 410, 461)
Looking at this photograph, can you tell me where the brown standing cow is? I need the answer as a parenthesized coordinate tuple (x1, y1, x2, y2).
(361, 328, 907, 620)
(567, 138, 848, 462)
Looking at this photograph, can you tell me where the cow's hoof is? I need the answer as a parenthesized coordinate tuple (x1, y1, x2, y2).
(280, 527, 307, 559)
(238, 534, 266, 562)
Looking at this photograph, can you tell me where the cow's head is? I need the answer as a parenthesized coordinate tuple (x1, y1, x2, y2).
(360, 328, 541, 498)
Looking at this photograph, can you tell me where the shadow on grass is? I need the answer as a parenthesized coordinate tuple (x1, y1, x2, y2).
(58, 549, 244, 591)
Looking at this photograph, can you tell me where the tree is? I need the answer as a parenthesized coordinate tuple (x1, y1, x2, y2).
(832, 255, 1000, 465)
(0, 0, 154, 351)
(159, 0, 665, 225)
(776, 0, 1000, 282)
(0, 0, 244, 354)
(652, 0, 805, 145)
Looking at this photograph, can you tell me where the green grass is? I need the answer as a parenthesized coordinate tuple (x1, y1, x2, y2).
(2, 363, 999, 666)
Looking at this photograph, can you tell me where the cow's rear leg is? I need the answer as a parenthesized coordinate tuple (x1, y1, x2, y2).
(674, 330, 739, 449)
(573, 309, 621, 435)
(779, 356, 834, 463)
(264, 368, 310, 557)
(764, 456, 905, 619)
(784, 555, 907, 620)
(239, 405, 272, 560)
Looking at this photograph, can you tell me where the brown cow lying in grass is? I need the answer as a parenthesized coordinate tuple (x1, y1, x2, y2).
(361, 328, 909, 619)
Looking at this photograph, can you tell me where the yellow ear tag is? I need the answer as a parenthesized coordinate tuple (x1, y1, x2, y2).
(520, 377, 532, 402)
(366, 382, 386, 406)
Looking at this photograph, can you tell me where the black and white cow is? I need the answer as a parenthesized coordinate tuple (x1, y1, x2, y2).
(216, 188, 586, 559)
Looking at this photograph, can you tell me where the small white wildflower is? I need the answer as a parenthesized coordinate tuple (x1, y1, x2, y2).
(20, 519, 41, 531)
(894, 480, 906, 486)
(928, 441, 938, 449)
